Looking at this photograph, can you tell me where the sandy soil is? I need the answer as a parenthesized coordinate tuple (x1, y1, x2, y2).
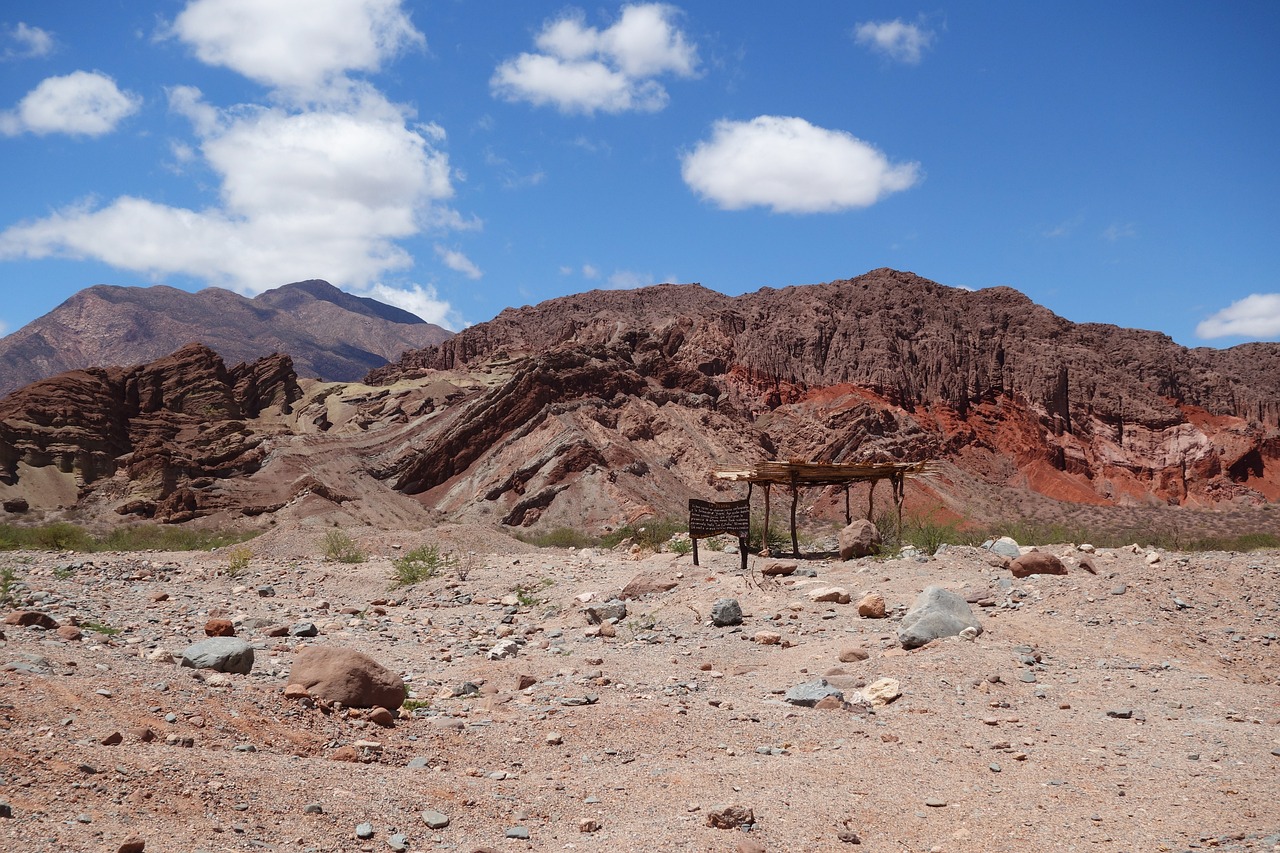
(1, 526, 1278, 853)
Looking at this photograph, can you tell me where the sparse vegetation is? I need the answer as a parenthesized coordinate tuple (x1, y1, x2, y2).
(0, 521, 256, 553)
(82, 620, 121, 637)
(226, 545, 253, 577)
(322, 529, 365, 563)
(392, 544, 451, 586)
(0, 564, 19, 607)
(513, 577, 555, 606)
(513, 527, 596, 549)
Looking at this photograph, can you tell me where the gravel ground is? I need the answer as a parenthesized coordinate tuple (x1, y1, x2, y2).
(1, 530, 1278, 853)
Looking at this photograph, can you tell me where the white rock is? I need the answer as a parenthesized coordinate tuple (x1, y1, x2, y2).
(487, 639, 520, 660)
(807, 586, 851, 604)
(863, 677, 901, 707)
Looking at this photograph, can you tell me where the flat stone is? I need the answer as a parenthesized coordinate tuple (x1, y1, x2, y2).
(180, 638, 254, 675)
(355, 822, 374, 839)
(785, 679, 844, 708)
(421, 809, 450, 829)
(505, 826, 530, 839)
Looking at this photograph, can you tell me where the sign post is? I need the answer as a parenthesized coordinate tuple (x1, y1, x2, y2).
(688, 498, 750, 571)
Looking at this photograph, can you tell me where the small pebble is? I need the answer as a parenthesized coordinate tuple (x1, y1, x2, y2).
(356, 822, 375, 840)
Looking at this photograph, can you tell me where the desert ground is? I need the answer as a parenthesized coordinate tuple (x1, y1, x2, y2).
(1, 520, 1278, 853)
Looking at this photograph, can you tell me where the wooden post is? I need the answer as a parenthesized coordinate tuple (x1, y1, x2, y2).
(692, 536, 699, 566)
(894, 473, 905, 540)
(738, 536, 748, 572)
(844, 485, 852, 526)
(789, 471, 799, 558)
(867, 478, 876, 522)
(762, 484, 771, 556)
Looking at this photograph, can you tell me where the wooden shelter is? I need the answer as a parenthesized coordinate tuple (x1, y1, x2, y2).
(714, 460, 933, 557)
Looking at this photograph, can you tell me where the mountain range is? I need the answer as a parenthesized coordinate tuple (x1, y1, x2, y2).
(0, 269, 1276, 538)
(0, 279, 451, 398)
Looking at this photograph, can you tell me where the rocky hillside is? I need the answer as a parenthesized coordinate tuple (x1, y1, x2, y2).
(0, 269, 1276, 534)
(0, 280, 452, 397)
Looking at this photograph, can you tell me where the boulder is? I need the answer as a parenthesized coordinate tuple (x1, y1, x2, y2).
(856, 592, 887, 618)
(583, 599, 627, 625)
(286, 646, 406, 709)
(761, 561, 798, 577)
(838, 519, 882, 560)
(897, 586, 983, 649)
(808, 586, 851, 604)
(710, 598, 743, 627)
(863, 677, 901, 706)
(1009, 552, 1067, 578)
(983, 536, 1021, 559)
(3, 611, 59, 629)
(204, 618, 235, 637)
(180, 637, 254, 674)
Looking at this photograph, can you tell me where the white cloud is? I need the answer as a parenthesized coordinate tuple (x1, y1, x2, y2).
(582, 264, 600, 279)
(0, 318, 8, 337)
(169, 0, 424, 99)
(434, 245, 482, 279)
(854, 19, 935, 64)
(680, 115, 921, 214)
(491, 3, 698, 114)
(361, 282, 460, 329)
(3, 22, 55, 60)
(0, 87, 461, 294)
(1196, 294, 1280, 340)
(0, 71, 140, 137)
(1102, 221, 1137, 241)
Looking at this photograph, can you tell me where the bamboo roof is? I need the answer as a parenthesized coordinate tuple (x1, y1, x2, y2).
(714, 459, 933, 487)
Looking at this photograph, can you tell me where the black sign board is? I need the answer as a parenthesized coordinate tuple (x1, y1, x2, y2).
(688, 498, 750, 569)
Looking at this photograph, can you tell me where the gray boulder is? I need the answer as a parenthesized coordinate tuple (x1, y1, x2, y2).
(982, 536, 1021, 559)
(710, 598, 743, 627)
(898, 586, 983, 649)
(180, 637, 254, 674)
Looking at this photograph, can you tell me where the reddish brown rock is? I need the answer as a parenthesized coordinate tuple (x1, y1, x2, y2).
(838, 647, 869, 663)
(283, 683, 311, 700)
(100, 731, 123, 746)
(1010, 552, 1068, 578)
(287, 646, 406, 709)
(366, 706, 395, 727)
(706, 804, 755, 829)
(856, 593, 887, 619)
(56, 625, 83, 641)
(3, 611, 58, 629)
(839, 519, 882, 560)
(204, 618, 235, 637)
(516, 674, 538, 690)
(761, 561, 797, 577)
(619, 571, 680, 599)
(329, 746, 360, 762)
(116, 836, 146, 853)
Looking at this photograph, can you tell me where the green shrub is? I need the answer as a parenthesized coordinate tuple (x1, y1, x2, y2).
(322, 529, 365, 563)
(0, 564, 18, 606)
(513, 527, 596, 549)
(392, 545, 450, 586)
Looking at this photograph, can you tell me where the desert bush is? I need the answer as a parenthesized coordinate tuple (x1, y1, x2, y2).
(0, 564, 19, 606)
(226, 545, 252, 577)
(392, 545, 450, 586)
(322, 529, 365, 563)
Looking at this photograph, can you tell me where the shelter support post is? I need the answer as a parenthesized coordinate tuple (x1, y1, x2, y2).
(762, 484, 771, 557)
(789, 471, 800, 558)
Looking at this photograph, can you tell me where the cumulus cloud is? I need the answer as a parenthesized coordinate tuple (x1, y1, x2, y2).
(0, 70, 140, 136)
(3, 22, 54, 60)
(491, 3, 698, 114)
(362, 282, 460, 328)
(0, 85, 461, 294)
(1196, 294, 1280, 340)
(435, 245, 482, 279)
(854, 18, 935, 64)
(680, 115, 921, 213)
(169, 0, 424, 99)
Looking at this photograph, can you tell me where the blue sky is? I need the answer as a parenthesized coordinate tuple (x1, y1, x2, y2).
(1, 1, 1277, 347)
